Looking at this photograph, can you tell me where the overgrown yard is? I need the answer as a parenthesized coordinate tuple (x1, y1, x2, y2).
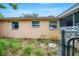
(0, 38, 60, 56)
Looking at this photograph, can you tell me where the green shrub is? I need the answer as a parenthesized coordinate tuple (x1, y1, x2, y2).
(47, 50, 57, 56)
(9, 40, 20, 48)
(8, 40, 21, 55)
(23, 46, 33, 56)
(0, 40, 8, 55)
(34, 49, 44, 56)
(0, 38, 59, 56)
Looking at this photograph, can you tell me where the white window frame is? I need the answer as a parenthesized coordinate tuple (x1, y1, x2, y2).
(49, 21, 57, 30)
(32, 21, 40, 27)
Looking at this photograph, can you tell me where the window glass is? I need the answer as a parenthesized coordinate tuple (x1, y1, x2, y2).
(32, 21, 40, 27)
(49, 21, 57, 29)
(66, 20, 73, 26)
(12, 21, 19, 29)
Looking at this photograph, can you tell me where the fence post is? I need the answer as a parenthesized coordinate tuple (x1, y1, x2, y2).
(61, 30, 66, 56)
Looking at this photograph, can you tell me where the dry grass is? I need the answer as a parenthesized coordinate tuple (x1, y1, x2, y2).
(0, 38, 60, 56)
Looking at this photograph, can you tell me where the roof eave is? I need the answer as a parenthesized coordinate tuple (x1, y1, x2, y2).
(58, 3, 79, 18)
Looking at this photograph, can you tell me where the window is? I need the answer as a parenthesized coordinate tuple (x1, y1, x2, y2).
(49, 21, 57, 30)
(66, 20, 73, 26)
(75, 20, 79, 26)
(12, 21, 19, 29)
(32, 21, 40, 27)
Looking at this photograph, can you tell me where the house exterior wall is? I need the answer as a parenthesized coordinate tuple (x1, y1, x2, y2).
(0, 20, 60, 40)
(0, 22, 2, 37)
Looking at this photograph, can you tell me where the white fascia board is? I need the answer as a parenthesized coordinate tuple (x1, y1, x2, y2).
(58, 4, 79, 18)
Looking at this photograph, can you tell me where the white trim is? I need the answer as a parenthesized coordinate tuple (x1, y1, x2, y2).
(58, 3, 79, 17)
(60, 26, 79, 31)
(57, 20, 60, 30)
(73, 13, 75, 26)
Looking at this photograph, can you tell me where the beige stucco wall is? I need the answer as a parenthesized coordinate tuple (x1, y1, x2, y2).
(0, 22, 2, 37)
(0, 20, 60, 40)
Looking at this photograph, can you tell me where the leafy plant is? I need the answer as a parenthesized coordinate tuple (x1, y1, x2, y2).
(8, 40, 21, 55)
(0, 40, 8, 55)
(0, 13, 4, 18)
(0, 3, 18, 17)
(23, 46, 33, 56)
(0, 3, 18, 10)
(8, 3, 18, 10)
(9, 40, 19, 48)
(47, 50, 57, 56)
(34, 49, 44, 56)
(0, 38, 59, 56)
